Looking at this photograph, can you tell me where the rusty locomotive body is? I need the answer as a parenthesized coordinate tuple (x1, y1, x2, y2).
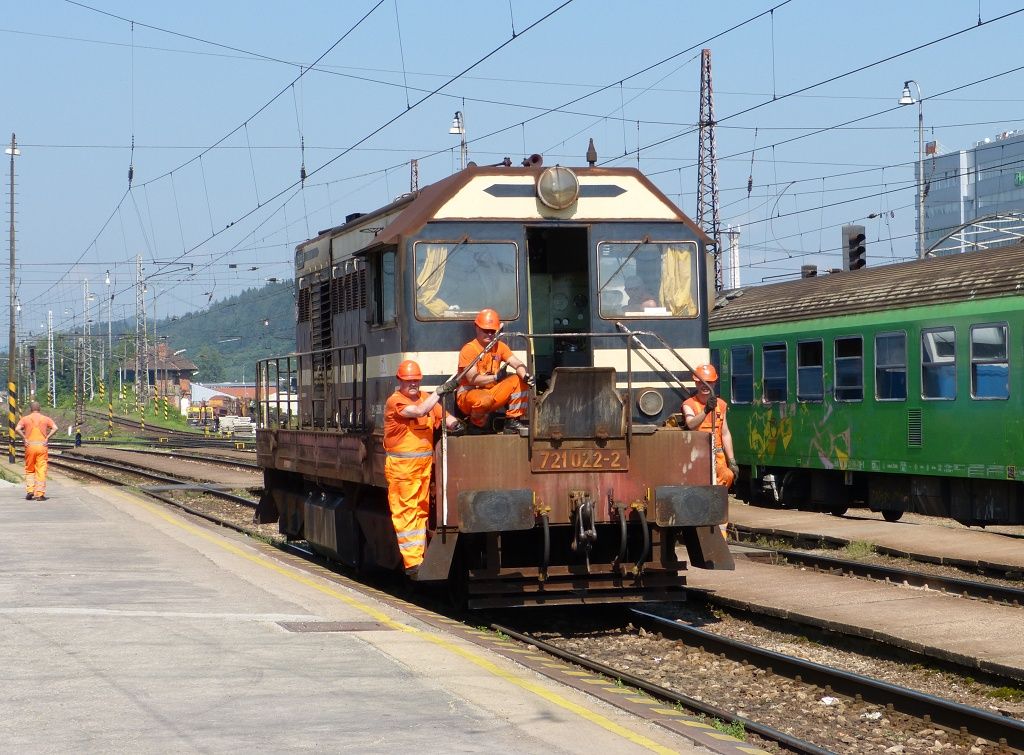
(255, 161, 733, 607)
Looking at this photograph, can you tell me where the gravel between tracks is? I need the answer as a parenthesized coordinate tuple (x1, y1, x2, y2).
(530, 603, 1022, 755)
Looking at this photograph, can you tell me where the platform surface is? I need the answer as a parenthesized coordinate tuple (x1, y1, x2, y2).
(0, 475, 725, 754)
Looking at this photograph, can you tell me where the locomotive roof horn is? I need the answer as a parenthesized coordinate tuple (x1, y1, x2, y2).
(521, 153, 543, 168)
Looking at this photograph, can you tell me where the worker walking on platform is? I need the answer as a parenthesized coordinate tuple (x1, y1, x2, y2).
(682, 364, 739, 490)
(15, 401, 58, 501)
(384, 359, 464, 575)
(456, 308, 533, 434)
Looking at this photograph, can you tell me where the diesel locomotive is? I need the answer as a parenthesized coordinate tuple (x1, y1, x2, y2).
(255, 157, 734, 608)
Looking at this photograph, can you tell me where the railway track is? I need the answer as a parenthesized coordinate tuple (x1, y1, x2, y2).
(494, 608, 1024, 753)
(733, 543, 1024, 607)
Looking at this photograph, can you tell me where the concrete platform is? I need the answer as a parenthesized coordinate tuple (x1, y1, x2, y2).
(679, 499, 1024, 676)
(0, 475, 725, 754)
(727, 501, 1024, 572)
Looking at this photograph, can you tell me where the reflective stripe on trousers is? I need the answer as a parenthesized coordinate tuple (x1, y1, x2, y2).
(384, 454, 433, 569)
(456, 374, 528, 426)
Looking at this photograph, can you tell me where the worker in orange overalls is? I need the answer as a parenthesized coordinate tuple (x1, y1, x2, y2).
(384, 359, 464, 576)
(15, 401, 58, 501)
(456, 308, 533, 434)
(683, 365, 738, 540)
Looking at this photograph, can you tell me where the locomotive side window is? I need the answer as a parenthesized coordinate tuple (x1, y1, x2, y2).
(370, 249, 397, 326)
(834, 336, 863, 401)
(970, 323, 1009, 399)
(922, 327, 956, 400)
(875, 331, 907, 401)
(414, 241, 518, 320)
(762, 343, 787, 402)
(597, 241, 697, 318)
(730, 345, 754, 403)
(796, 339, 823, 401)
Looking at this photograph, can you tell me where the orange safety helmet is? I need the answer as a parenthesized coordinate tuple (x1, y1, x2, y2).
(396, 359, 423, 381)
(694, 364, 718, 383)
(474, 308, 501, 330)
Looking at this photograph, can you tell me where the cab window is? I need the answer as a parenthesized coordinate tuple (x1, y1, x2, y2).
(413, 241, 518, 320)
(597, 241, 698, 318)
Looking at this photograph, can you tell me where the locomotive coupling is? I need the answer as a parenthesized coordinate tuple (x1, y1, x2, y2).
(569, 490, 597, 559)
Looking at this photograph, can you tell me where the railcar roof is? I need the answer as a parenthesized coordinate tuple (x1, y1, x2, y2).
(710, 243, 1024, 330)
(379, 164, 708, 243)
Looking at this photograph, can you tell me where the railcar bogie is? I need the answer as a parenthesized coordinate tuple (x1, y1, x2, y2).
(256, 159, 735, 608)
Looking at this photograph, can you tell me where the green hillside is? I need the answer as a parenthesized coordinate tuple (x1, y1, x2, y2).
(157, 280, 295, 382)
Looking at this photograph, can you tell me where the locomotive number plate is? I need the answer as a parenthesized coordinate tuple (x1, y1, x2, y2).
(532, 447, 628, 473)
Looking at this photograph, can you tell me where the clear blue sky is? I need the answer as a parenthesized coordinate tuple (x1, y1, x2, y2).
(5, 0, 1024, 339)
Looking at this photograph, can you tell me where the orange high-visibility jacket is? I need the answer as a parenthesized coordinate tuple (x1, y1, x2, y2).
(17, 412, 56, 445)
(383, 392, 443, 455)
(682, 396, 728, 453)
(457, 339, 513, 388)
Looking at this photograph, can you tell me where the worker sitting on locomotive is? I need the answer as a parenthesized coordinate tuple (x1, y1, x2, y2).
(682, 364, 739, 489)
(453, 308, 533, 434)
(384, 359, 465, 576)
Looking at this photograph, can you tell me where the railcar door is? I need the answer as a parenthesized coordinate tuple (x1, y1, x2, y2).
(526, 227, 591, 387)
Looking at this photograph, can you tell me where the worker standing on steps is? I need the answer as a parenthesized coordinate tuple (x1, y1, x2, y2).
(455, 308, 533, 434)
(682, 364, 738, 539)
(383, 359, 464, 576)
(15, 401, 58, 501)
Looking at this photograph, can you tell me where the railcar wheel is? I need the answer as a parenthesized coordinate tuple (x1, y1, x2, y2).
(882, 509, 904, 522)
(779, 470, 809, 509)
(830, 506, 848, 517)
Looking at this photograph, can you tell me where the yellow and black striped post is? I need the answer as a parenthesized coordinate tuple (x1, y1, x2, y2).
(7, 379, 16, 464)
(162, 394, 168, 422)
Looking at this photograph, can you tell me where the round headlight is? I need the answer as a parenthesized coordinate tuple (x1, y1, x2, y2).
(536, 166, 580, 210)
(637, 390, 664, 417)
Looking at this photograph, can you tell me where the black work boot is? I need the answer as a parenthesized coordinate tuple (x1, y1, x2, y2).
(504, 417, 527, 434)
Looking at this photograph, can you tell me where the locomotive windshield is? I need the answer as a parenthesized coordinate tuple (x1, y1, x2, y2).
(597, 240, 698, 318)
(414, 240, 518, 320)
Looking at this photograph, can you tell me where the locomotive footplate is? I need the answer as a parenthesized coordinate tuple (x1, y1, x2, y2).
(464, 565, 685, 609)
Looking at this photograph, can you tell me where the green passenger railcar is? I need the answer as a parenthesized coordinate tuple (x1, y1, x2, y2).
(709, 245, 1024, 526)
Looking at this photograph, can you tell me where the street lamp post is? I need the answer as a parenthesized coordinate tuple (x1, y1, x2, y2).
(899, 80, 925, 258)
(449, 111, 467, 170)
(6, 134, 20, 463)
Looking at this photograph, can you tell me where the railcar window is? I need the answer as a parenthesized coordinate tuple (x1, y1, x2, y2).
(834, 337, 863, 401)
(921, 327, 956, 400)
(797, 340, 823, 401)
(414, 241, 517, 320)
(875, 332, 907, 401)
(597, 241, 697, 318)
(730, 345, 754, 403)
(762, 343, 787, 402)
(970, 323, 1009, 399)
(370, 250, 396, 326)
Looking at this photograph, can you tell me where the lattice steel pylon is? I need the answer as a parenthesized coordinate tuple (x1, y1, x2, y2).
(135, 256, 146, 404)
(46, 310, 55, 407)
(696, 48, 723, 291)
(82, 278, 94, 400)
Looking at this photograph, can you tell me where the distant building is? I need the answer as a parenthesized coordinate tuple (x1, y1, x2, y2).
(923, 129, 1024, 255)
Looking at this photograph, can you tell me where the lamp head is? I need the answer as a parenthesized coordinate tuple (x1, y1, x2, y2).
(448, 111, 464, 135)
(898, 82, 915, 106)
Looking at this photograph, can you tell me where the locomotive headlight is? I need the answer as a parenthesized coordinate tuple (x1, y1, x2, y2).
(637, 390, 664, 417)
(536, 166, 580, 210)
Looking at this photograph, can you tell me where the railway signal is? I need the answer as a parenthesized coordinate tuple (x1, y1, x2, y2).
(843, 224, 867, 271)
